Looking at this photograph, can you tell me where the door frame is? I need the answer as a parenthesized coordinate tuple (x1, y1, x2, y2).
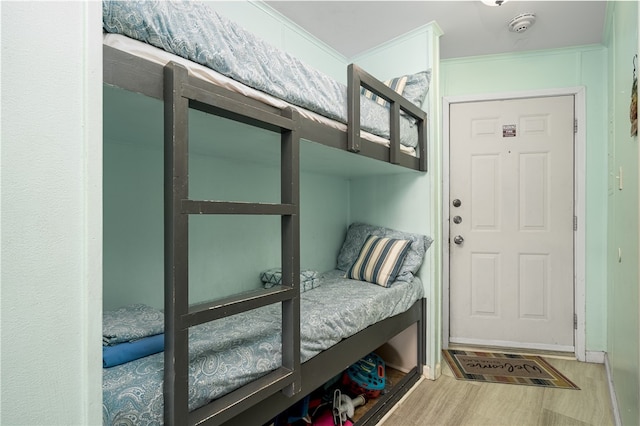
(442, 87, 586, 362)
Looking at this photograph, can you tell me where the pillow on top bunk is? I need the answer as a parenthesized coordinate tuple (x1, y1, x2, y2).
(337, 222, 433, 284)
(345, 235, 411, 287)
(360, 70, 432, 109)
(361, 75, 409, 107)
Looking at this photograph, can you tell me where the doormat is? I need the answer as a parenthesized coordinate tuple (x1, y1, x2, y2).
(442, 349, 580, 390)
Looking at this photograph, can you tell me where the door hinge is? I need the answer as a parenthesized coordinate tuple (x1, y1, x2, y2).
(574, 118, 578, 134)
(574, 313, 578, 330)
(573, 216, 577, 231)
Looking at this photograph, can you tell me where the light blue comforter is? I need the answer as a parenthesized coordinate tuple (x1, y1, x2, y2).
(102, 270, 424, 425)
(102, 0, 424, 148)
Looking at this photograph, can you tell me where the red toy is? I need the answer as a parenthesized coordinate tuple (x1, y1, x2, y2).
(313, 410, 352, 426)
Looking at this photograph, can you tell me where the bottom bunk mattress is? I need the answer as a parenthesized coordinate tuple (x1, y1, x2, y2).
(102, 269, 424, 425)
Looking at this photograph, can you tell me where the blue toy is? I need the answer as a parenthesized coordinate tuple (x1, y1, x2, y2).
(343, 352, 386, 398)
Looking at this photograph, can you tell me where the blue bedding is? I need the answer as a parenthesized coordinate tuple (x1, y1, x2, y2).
(102, 0, 427, 149)
(102, 270, 424, 425)
(103, 334, 164, 368)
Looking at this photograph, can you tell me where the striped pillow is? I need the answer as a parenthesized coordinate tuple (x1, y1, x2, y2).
(360, 75, 408, 108)
(346, 235, 412, 287)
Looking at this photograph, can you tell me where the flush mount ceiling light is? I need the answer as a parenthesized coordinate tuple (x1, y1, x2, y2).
(508, 12, 537, 33)
(481, 0, 509, 6)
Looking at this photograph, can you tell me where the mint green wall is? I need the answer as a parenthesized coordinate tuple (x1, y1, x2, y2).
(605, 2, 639, 425)
(349, 173, 431, 266)
(104, 145, 348, 309)
(2, 2, 103, 424)
(441, 45, 609, 353)
(103, 94, 349, 310)
(352, 24, 438, 79)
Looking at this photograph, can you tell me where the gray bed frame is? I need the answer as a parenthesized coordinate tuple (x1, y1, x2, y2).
(104, 44, 428, 426)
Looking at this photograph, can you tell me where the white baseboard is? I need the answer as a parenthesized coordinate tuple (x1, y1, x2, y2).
(604, 353, 622, 426)
(422, 364, 432, 380)
(423, 362, 441, 380)
(585, 350, 605, 364)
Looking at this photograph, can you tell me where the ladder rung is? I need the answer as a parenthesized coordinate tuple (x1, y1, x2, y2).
(182, 83, 296, 132)
(182, 200, 297, 215)
(183, 286, 295, 328)
(188, 367, 296, 426)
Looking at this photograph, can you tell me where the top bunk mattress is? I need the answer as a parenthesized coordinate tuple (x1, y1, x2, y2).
(102, 269, 424, 425)
(102, 0, 430, 152)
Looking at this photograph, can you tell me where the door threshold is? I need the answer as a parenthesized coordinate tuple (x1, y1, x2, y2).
(446, 343, 577, 361)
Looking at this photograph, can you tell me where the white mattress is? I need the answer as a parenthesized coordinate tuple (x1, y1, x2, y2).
(103, 33, 417, 157)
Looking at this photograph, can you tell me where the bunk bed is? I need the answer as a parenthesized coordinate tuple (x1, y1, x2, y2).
(102, 1, 432, 425)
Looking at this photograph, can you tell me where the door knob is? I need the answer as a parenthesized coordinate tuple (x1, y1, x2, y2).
(453, 235, 464, 245)
(452, 199, 462, 207)
(453, 215, 462, 224)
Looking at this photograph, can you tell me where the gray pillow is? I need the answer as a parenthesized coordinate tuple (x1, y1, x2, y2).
(337, 222, 433, 283)
(402, 70, 431, 109)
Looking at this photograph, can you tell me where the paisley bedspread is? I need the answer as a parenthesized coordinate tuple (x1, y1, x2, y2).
(102, 270, 424, 425)
(102, 0, 426, 148)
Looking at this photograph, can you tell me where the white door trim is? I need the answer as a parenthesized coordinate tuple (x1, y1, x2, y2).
(442, 87, 587, 362)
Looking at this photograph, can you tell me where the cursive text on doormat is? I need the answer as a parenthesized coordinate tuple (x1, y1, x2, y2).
(457, 355, 553, 379)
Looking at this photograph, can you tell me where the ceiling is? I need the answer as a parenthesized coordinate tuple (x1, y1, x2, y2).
(265, 1, 607, 59)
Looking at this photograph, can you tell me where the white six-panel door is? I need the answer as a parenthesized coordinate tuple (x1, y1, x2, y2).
(449, 96, 575, 351)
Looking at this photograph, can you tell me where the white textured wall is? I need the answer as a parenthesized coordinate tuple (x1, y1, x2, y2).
(1, 2, 102, 424)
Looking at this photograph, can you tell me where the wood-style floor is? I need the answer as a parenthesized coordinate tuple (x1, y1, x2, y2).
(380, 356, 615, 426)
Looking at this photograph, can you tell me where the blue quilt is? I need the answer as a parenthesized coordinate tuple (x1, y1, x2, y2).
(102, 270, 424, 425)
(102, 0, 424, 148)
